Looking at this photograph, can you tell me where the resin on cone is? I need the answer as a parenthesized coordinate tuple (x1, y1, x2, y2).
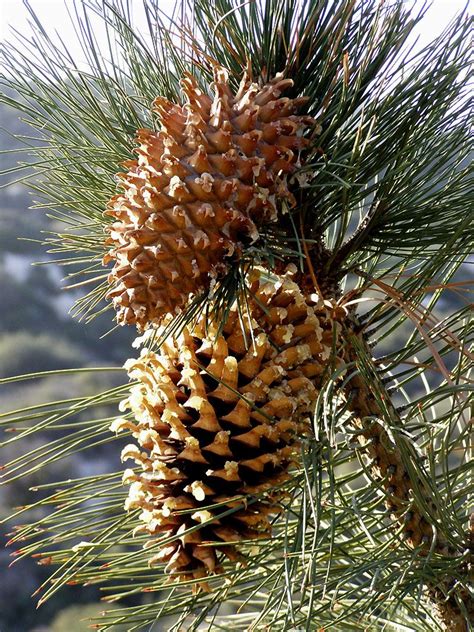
(111, 271, 347, 587)
(104, 67, 315, 328)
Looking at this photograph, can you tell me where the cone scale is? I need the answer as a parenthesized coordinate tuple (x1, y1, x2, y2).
(104, 68, 315, 328)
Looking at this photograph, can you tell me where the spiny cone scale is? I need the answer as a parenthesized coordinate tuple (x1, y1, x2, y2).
(104, 66, 315, 328)
(111, 271, 347, 588)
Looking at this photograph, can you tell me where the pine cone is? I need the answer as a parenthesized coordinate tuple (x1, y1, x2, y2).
(103, 67, 315, 328)
(111, 272, 346, 587)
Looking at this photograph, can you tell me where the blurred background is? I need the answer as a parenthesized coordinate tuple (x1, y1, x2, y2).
(0, 88, 136, 631)
(0, 0, 470, 630)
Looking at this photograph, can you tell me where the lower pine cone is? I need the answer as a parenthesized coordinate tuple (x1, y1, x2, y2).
(111, 269, 348, 587)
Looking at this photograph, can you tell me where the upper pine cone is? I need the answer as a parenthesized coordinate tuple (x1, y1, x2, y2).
(103, 66, 315, 328)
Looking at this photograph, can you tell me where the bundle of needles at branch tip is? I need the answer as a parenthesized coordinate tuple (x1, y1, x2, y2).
(0, 1, 472, 631)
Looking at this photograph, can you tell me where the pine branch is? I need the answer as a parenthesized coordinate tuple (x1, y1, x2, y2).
(1, 1, 472, 630)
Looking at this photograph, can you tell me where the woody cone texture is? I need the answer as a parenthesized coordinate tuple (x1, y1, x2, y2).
(111, 271, 347, 585)
(103, 67, 314, 328)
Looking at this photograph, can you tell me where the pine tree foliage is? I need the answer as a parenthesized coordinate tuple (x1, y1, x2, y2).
(0, 1, 472, 630)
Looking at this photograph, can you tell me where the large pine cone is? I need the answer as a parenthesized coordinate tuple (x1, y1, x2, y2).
(111, 272, 347, 588)
(104, 67, 315, 328)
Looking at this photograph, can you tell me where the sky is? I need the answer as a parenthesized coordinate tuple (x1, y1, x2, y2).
(0, 0, 471, 57)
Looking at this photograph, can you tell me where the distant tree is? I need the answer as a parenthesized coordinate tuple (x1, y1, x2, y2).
(0, 331, 86, 378)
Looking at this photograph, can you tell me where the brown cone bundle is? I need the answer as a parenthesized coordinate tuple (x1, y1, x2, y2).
(103, 66, 315, 328)
(111, 271, 347, 586)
